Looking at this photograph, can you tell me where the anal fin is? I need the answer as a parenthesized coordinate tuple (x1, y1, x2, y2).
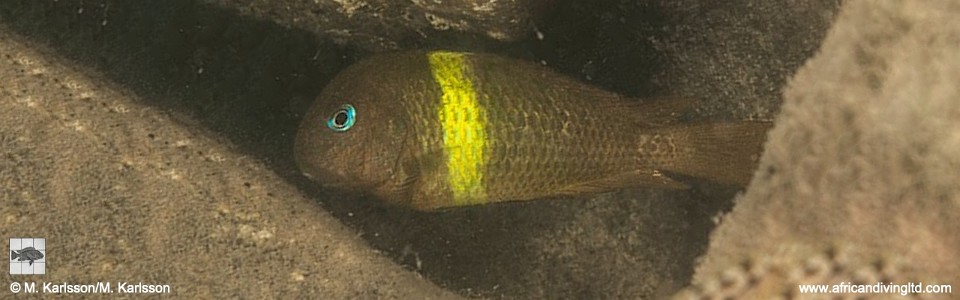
(553, 169, 689, 198)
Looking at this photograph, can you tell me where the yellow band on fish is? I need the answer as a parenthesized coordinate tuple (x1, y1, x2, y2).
(428, 51, 488, 206)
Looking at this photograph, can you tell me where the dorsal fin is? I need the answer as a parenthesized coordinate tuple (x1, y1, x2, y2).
(600, 96, 699, 127)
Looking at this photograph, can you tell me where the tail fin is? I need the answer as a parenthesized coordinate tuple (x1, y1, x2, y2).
(646, 121, 773, 186)
(11, 250, 18, 260)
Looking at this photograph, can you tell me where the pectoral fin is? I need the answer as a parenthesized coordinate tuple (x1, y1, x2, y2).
(395, 158, 421, 196)
(382, 144, 437, 208)
(395, 148, 455, 211)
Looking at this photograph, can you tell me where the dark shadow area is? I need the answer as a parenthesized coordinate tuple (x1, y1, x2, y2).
(0, 0, 834, 298)
(523, 0, 672, 97)
(295, 179, 734, 299)
(0, 0, 348, 176)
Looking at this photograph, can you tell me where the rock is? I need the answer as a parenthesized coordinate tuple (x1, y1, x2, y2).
(678, 1, 960, 298)
(206, 0, 552, 50)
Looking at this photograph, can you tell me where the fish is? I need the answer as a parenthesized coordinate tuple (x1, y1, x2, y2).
(294, 51, 772, 211)
(11, 247, 44, 265)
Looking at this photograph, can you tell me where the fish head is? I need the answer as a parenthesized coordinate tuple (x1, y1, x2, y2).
(294, 55, 418, 201)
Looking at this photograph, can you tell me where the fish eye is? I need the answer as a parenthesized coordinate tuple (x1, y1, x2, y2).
(327, 104, 356, 132)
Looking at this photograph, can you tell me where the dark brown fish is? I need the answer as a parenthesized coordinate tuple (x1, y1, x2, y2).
(11, 247, 43, 265)
(295, 51, 771, 211)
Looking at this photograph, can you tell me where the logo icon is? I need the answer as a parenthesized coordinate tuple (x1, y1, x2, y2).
(9, 238, 45, 275)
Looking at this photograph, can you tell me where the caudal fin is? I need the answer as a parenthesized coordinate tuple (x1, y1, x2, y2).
(11, 250, 18, 260)
(645, 121, 773, 186)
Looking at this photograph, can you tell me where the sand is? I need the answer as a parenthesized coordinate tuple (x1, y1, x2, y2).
(0, 29, 458, 298)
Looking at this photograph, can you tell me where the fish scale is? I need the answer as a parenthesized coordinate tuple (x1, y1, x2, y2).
(294, 51, 772, 210)
(476, 95, 634, 203)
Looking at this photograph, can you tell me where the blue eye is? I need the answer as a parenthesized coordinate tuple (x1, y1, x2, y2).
(327, 104, 356, 132)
